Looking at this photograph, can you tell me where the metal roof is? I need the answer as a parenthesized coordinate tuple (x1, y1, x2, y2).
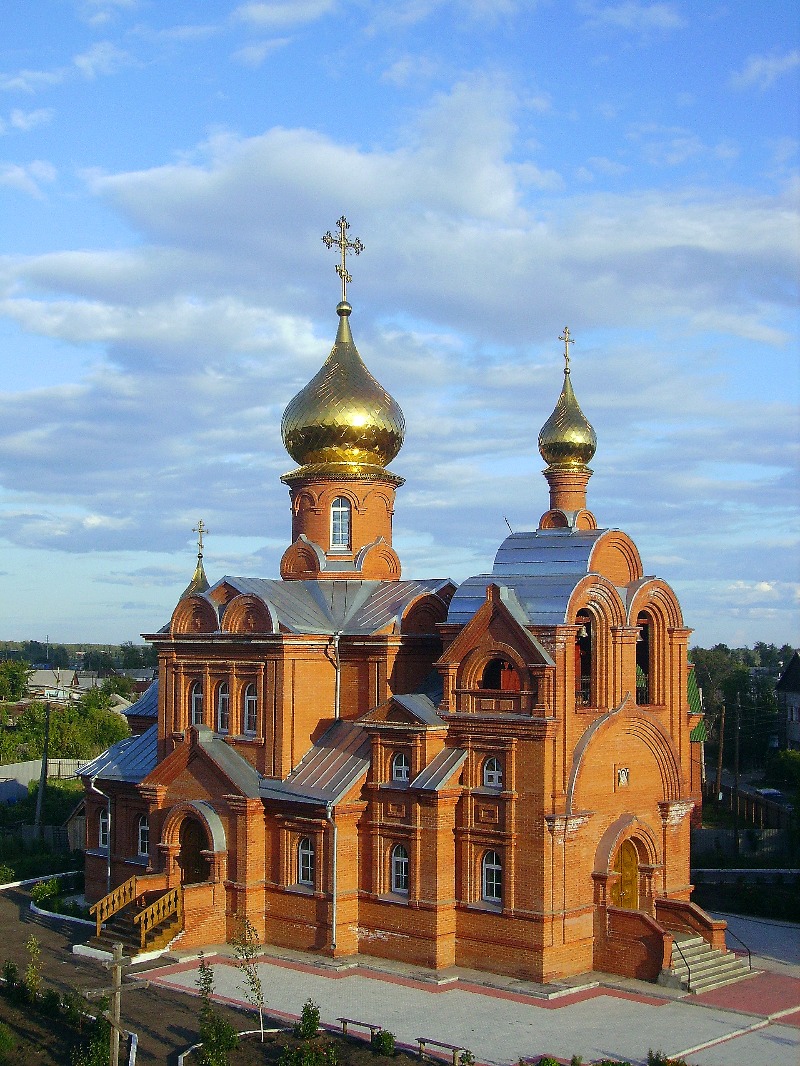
(126, 678, 158, 719)
(211, 577, 452, 636)
(260, 719, 370, 806)
(410, 747, 467, 791)
(392, 693, 444, 725)
(79, 724, 158, 784)
(190, 727, 262, 798)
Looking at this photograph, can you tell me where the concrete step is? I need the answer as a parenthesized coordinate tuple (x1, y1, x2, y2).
(667, 935, 753, 994)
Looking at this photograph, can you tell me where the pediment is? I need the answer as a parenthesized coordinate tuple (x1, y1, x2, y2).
(360, 693, 442, 727)
(141, 726, 261, 799)
(437, 584, 555, 669)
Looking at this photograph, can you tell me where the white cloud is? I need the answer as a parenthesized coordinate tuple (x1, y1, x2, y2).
(231, 39, 291, 67)
(9, 108, 54, 131)
(73, 42, 130, 79)
(580, 2, 686, 33)
(233, 1, 336, 29)
(0, 160, 57, 197)
(731, 50, 800, 91)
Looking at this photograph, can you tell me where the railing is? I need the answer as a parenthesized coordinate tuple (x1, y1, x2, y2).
(725, 927, 752, 971)
(132, 886, 182, 950)
(575, 679, 591, 706)
(671, 937, 693, 993)
(89, 875, 138, 938)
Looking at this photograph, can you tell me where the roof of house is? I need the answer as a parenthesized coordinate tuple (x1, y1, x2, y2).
(126, 678, 159, 719)
(260, 719, 370, 807)
(776, 650, 800, 694)
(79, 724, 158, 783)
(410, 747, 467, 790)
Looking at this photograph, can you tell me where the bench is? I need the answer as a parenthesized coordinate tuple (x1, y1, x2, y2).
(336, 1018, 383, 1039)
(417, 1037, 466, 1066)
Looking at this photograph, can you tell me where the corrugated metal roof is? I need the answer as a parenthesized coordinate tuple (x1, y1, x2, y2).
(214, 577, 452, 636)
(392, 693, 444, 724)
(126, 678, 158, 719)
(260, 719, 370, 806)
(687, 666, 703, 716)
(191, 727, 262, 798)
(410, 747, 467, 791)
(492, 529, 604, 576)
(79, 724, 158, 784)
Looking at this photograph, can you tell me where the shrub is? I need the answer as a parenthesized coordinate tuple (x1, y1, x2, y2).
(198, 1012, 239, 1066)
(0, 865, 13, 884)
(570, 1058, 583, 1066)
(61, 989, 87, 1027)
(24, 935, 41, 1001)
(1, 960, 17, 991)
(294, 998, 320, 1039)
(281, 1042, 338, 1066)
(41, 987, 62, 1015)
(31, 877, 60, 906)
(648, 1054, 690, 1066)
(371, 1030, 395, 1057)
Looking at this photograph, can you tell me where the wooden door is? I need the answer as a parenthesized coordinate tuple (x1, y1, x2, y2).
(610, 839, 639, 910)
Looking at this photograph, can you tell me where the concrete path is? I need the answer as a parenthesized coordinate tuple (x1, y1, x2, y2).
(144, 940, 800, 1066)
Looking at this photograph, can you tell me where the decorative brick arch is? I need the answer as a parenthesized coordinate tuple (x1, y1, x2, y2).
(457, 642, 531, 692)
(401, 592, 449, 635)
(223, 594, 274, 635)
(160, 800, 228, 884)
(594, 813, 660, 875)
(170, 595, 218, 636)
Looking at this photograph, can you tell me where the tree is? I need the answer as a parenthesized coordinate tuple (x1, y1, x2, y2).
(721, 666, 780, 772)
(51, 645, 70, 669)
(196, 952, 238, 1066)
(232, 916, 266, 1040)
(0, 660, 30, 702)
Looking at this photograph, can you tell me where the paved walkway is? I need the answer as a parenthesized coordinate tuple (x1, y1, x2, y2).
(143, 932, 800, 1066)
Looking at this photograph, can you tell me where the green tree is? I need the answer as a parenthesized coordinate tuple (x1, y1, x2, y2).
(721, 666, 780, 771)
(232, 916, 266, 1040)
(0, 660, 30, 702)
(51, 645, 70, 669)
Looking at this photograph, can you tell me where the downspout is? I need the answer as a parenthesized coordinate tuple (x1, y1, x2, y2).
(325, 803, 338, 952)
(89, 777, 112, 896)
(332, 631, 341, 720)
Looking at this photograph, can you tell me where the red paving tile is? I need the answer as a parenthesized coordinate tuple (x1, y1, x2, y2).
(693, 972, 800, 1017)
(778, 1008, 800, 1028)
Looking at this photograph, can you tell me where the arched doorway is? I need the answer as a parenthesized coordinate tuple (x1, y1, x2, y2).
(179, 817, 211, 885)
(610, 839, 639, 910)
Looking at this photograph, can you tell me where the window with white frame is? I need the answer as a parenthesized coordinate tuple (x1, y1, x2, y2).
(330, 496, 351, 550)
(190, 681, 204, 726)
(216, 682, 230, 733)
(298, 836, 315, 886)
(137, 815, 149, 857)
(98, 808, 109, 850)
(483, 756, 503, 789)
(391, 843, 409, 894)
(482, 850, 502, 904)
(391, 752, 411, 783)
(244, 683, 258, 734)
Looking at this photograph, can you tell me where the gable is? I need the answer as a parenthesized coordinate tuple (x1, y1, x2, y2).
(438, 584, 555, 670)
(142, 725, 261, 798)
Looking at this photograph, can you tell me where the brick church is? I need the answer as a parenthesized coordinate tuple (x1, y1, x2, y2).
(82, 220, 714, 984)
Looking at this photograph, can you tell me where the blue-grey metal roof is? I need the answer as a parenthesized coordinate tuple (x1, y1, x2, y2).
(126, 678, 158, 719)
(410, 747, 467, 791)
(260, 719, 370, 806)
(79, 724, 158, 784)
(447, 529, 610, 627)
(205, 577, 453, 636)
(190, 726, 262, 798)
(392, 693, 444, 725)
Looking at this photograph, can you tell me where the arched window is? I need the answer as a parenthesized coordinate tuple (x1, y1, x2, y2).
(480, 658, 521, 692)
(391, 843, 409, 894)
(190, 681, 204, 726)
(575, 611, 593, 706)
(636, 613, 651, 706)
(483, 757, 503, 789)
(98, 808, 109, 850)
(391, 752, 411, 783)
(298, 836, 315, 886)
(137, 815, 149, 857)
(330, 496, 351, 551)
(482, 850, 502, 904)
(216, 682, 230, 734)
(243, 683, 258, 734)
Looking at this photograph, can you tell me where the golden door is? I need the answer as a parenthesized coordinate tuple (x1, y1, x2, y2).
(610, 839, 639, 910)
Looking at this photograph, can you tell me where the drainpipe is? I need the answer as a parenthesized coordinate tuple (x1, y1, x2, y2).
(331, 631, 342, 720)
(325, 803, 338, 952)
(89, 777, 112, 896)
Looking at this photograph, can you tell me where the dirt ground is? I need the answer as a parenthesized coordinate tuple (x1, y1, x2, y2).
(218, 1030, 421, 1066)
(0, 993, 84, 1065)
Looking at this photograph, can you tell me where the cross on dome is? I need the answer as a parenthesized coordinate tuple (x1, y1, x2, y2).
(559, 326, 574, 372)
(193, 519, 208, 557)
(322, 216, 364, 303)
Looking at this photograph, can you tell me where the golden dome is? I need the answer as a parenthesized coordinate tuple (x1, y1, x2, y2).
(281, 301, 405, 481)
(538, 331, 596, 467)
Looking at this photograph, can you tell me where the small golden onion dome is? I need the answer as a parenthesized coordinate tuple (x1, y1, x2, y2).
(538, 366, 597, 468)
(180, 554, 209, 600)
(282, 302, 405, 477)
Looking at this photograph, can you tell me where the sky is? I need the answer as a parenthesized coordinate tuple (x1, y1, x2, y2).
(0, 0, 797, 650)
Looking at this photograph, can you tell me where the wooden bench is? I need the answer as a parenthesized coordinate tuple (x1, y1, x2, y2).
(336, 1018, 383, 1039)
(417, 1036, 466, 1066)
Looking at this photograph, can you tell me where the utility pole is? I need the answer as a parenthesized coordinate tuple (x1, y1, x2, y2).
(33, 703, 52, 837)
(733, 694, 741, 859)
(715, 703, 726, 801)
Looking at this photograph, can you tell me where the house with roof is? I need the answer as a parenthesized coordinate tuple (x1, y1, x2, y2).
(776, 650, 800, 751)
(81, 228, 734, 986)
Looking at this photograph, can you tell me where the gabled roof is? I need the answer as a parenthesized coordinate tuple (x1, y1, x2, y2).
(260, 719, 370, 806)
(410, 747, 467, 791)
(776, 650, 800, 694)
(142, 725, 262, 798)
(126, 678, 159, 719)
(79, 724, 158, 784)
(361, 693, 445, 727)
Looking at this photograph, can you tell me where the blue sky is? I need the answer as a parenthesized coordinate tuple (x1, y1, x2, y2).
(0, 0, 797, 649)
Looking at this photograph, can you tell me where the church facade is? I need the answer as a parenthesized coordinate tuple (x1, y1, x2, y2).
(82, 226, 709, 983)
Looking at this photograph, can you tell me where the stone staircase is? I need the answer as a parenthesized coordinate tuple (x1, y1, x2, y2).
(666, 931, 753, 994)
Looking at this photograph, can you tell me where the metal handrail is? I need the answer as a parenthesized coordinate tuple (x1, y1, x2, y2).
(724, 927, 752, 970)
(671, 937, 692, 992)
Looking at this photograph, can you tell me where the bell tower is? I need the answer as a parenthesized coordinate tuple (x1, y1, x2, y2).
(279, 218, 405, 581)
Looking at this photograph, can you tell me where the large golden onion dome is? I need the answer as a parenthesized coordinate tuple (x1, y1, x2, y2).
(281, 301, 405, 481)
(538, 329, 597, 468)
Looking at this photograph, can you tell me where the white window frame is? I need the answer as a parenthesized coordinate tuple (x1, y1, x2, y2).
(98, 808, 109, 850)
(391, 752, 411, 783)
(391, 843, 409, 894)
(482, 850, 502, 904)
(216, 682, 230, 734)
(483, 757, 503, 790)
(137, 815, 149, 858)
(298, 836, 315, 887)
(190, 681, 204, 726)
(330, 496, 351, 551)
(244, 683, 258, 735)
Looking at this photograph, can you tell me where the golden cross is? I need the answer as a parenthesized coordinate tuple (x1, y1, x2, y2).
(322, 216, 364, 303)
(193, 519, 208, 556)
(559, 326, 574, 371)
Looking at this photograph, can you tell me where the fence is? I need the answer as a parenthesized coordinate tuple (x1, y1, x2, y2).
(0, 758, 88, 788)
(0, 824, 70, 850)
(691, 826, 794, 863)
